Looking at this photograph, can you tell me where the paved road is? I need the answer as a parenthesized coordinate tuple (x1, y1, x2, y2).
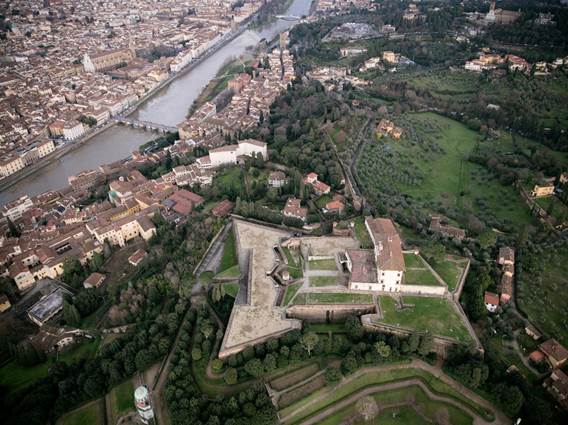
(279, 359, 509, 425)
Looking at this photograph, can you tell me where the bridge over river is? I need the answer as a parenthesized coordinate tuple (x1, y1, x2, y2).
(114, 117, 177, 134)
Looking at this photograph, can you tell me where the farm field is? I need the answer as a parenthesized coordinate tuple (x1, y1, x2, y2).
(316, 385, 474, 425)
(517, 245, 568, 347)
(292, 292, 374, 305)
(377, 296, 473, 343)
(356, 112, 534, 232)
(56, 400, 105, 425)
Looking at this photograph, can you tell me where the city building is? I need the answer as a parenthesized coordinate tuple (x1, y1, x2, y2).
(83, 48, 135, 73)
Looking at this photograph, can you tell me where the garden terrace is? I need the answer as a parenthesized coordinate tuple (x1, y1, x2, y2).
(402, 252, 445, 287)
(372, 296, 476, 345)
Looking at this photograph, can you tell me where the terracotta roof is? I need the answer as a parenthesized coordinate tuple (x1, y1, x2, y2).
(347, 249, 377, 284)
(212, 200, 234, 217)
(365, 217, 405, 272)
(128, 249, 147, 266)
(484, 291, 499, 306)
(84, 272, 105, 288)
(539, 338, 568, 363)
(283, 197, 308, 220)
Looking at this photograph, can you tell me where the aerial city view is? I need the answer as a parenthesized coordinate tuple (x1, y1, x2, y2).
(1, 0, 568, 424)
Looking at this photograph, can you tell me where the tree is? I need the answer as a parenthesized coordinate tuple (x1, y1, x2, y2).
(324, 367, 342, 384)
(263, 353, 277, 372)
(374, 341, 392, 358)
(244, 358, 264, 378)
(345, 315, 363, 340)
(300, 332, 319, 356)
(418, 333, 435, 356)
(355, 396, 379, 421)
(211, 283, 225, 302)
(191, 348, 202, 361)
(224, 367, 238, 385)
(201, 321, 214, 340)
(63, 299, 81, 326)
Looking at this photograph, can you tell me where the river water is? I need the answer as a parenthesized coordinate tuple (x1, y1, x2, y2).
(0, 0, 312, 206)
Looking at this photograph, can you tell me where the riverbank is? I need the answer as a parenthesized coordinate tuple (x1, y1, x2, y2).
(0, 19, 254, 197)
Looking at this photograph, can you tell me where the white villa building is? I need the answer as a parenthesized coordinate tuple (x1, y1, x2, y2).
(196, 139, 267, 169)
(346, 217, 446, 295)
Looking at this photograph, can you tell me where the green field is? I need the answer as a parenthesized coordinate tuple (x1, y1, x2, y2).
(317, 385, 474, 425)
(112, 380, 135, 416)
(57, 400, 105, 425)
(310, 276, 340, 287)
(283, 283, 301, 305)
(280, 365, 492, 423)
(0, 338, 101, 393)
(356, 112, 534, 231)
(309, 259, 338, 270)
(293, 292, 374, 305)
(353, 216, 373, 249)
(432, 256, 468, 292)
(223, 282, 240, 298)
(407, 70, 568, 129)
(403, 253, 442, 286)
(534, 196, 568, 224)
(215, 264, 241, 280)
(377, 296, 473, 343)
(219, 229, 238, 272)
(517, 245, 568, 346)
(283, 247, 303, 279)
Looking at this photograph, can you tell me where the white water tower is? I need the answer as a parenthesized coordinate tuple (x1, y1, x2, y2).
(134, 385, 154, 424)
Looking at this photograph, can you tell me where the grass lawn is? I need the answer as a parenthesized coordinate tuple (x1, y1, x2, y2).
(354, 216, 373, 249)
(219, 229, 238, 272)
(309, 259, 337, 271)
(403, 253, 443, 286)
(215, 264, 241, 280)
(308, 322, 347, 333)
(317, 385, 473, 425)
(534, 196, 568, 223)
(280, 365, 491, 423)
(0, 359, 51, 393)
(283, 283, 302, 306)
(432, 256, 468, 292)
(377, 296, 473, 343)
(57, 400, 105, 425)
(310, 275, 340, 287)
(223, 282, 240, 298)
(293, 292, 374, 305)
(0, 338, 101, 394)
(112, 380, 135, 416)
(356, 112, 534, 232)
(283, 247, 303, 279)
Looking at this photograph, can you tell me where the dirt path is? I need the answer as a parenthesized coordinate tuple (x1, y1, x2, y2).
(297, 378, 495, 425)
(279, 358, 509, 425)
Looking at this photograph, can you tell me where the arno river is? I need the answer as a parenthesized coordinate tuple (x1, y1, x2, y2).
(0, 0, 313, 205)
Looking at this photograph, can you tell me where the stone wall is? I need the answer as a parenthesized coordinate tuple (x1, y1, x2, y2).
(286, 304, 376, 322)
